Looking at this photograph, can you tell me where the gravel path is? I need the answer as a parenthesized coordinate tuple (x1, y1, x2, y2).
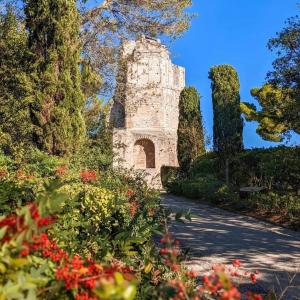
(162, 193, 300, 299)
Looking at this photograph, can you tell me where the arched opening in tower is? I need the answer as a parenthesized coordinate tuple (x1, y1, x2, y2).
(134, 139, 155, 169)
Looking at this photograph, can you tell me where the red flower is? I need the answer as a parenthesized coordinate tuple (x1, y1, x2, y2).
(80, 170, 97, 183)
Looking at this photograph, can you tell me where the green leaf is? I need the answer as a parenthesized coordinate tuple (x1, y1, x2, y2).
(114, 272, 124, 285)
(122, 285, 136, 300)
(0, 226, 8, 240)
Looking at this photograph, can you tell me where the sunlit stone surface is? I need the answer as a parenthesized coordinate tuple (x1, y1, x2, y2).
(111, 35, 185, 188)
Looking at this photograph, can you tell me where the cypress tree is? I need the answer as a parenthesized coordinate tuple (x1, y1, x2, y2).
(24, 0, 85, 155)
(0, 7, 32, 151)
(177, 87, 205, 173)
(209, 65, 244, 155)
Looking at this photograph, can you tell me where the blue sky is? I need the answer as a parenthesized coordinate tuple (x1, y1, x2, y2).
(170, 0, 300, 149)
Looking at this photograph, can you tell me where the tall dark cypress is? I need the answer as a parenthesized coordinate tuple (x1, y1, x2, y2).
(0, 8, 32, 150)
(177, 87, 205, 173)
(209, 65, 244, 156)
(25, 0, 85, 155)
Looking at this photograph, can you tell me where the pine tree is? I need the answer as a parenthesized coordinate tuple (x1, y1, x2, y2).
(24, 0, 85, 155)
(209, 65, 244, 155)
(241, 15, 300, 142)
(177, 87, 205, 173)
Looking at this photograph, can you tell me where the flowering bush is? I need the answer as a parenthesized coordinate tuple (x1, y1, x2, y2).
(0, 151, 268, 300)
(0, 202, 137, 300)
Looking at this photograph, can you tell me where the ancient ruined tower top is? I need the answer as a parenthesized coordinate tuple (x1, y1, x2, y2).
(111, 35, 185, 187)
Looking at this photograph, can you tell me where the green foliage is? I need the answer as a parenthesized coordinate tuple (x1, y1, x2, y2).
(25, 0, 85, 155)
(189, 152, 219, 178)
(70, 139, 113, 172)
(209, 65, 244, 156)
(177, 87, 205, 173)
(160, 166, 180, 190)
(231, 191, 300, 229)
(0, 8, 33, 152)
(0, 153, 167, 299)
(82, 98, 113, 168)
(170, 175, 234, 203)
(0, 245, 51, 299)
(242, 15, 300, 142)
(230, 146, 300, 191)
(170, 145, 300, 228)
(242, 84, 299, 143)
(51, 182, 130, 258)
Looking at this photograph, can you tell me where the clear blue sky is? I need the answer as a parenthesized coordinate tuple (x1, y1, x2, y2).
(170, 0, 300, 149)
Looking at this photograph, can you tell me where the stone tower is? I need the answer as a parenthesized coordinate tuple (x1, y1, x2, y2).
(111, 35, 185, 187)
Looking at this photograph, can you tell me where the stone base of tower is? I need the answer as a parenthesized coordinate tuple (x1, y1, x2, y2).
(113, 128, 178, 189)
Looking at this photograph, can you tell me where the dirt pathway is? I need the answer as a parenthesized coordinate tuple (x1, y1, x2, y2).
(162, 194, 300, 299)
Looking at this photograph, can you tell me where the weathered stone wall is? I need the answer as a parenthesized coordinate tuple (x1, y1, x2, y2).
(111, 36, 185, 188)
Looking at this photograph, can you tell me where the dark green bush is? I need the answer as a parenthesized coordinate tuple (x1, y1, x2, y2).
(170, 174, 235, 203)
(161, 166, 180, 189)
(189, 152, 219, 178)
(230, 146, 300, 190)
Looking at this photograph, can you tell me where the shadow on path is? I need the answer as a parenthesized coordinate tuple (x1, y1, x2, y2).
(162, 193, 300, 299)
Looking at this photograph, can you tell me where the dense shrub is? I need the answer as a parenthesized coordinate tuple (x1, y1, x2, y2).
(230, 146, 300, 191)
(167, 145, 300, 229)
(170, 175, 235, 203)
(161, 166, 180, 189)
(0, 196, 262, 300)
(189, 152, 219, 178)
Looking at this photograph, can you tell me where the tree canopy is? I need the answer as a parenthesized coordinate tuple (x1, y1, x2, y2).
(1, 0, 193, 96)
(241, 14, 300, 142)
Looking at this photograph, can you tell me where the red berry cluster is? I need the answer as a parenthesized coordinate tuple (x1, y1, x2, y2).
(168, 279, 199, 300)
(199, 262, 262, 300)
(80, 170, 97, 183)
(200, 265, 241, 300)
(126, 189, 135, 198)
(247, 292, 263, 300)
(129, 201, 140, 217)
(0, 202, 135, 300)
(15, 169, 34, 181)
(0, 203, 55, 245)
(55, 165, 68, 176)
(0, 169, 8, 179)
(159, 234, 182, 272)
